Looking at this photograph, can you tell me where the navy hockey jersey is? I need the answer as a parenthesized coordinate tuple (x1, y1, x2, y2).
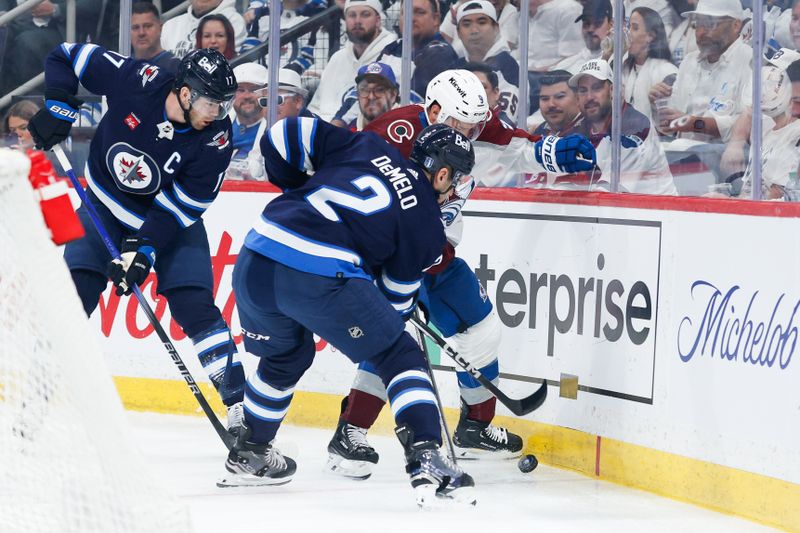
(45, 43, 234, 252)
(244, 117, 445, 315)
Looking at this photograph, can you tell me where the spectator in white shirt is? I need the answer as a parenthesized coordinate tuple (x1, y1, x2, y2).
(622, 7, 678, 124)
(526, 0, 584, 111)
(571, 59, 677, 194)
(306, 0, 397, 121)
(649, 0, 750, 143)
(440, 0, 520, 52)
(161, 0, 246, 58)
(552, 0, 614, 74)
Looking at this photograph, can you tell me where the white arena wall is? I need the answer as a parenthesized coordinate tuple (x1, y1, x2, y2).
(91, 183, 800, 531)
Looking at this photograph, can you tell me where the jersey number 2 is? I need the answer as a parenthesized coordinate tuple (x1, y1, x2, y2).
(306, 176, 391, 222)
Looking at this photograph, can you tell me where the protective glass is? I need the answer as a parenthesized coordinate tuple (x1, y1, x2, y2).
(442, 116, 486, 141)
(190, 91, 234, 120)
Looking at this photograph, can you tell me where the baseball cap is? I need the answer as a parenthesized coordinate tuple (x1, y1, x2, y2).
(344, 0, 384, 18)
(568, 59, 613, 87)
(355, 62, 399, 88)
(767, 48, 800, 71)
(269, 68, 308, 98)
(575, 0, 612, 23)
(233, 62, 268, 86)
(456, 0, 498, 24)
(681, 0, 743, 20)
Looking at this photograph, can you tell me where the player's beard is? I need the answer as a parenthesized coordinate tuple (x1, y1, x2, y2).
(347, 25, 378, 46)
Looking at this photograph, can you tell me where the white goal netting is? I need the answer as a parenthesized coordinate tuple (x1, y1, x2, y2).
(0, 148, 191, 533)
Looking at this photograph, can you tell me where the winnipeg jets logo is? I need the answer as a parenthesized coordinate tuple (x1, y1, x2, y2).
(207, 130, 230, 150)
(105, 143, 161, 195)
(387, 119, 414, 144)
(137, 64, 159, 86)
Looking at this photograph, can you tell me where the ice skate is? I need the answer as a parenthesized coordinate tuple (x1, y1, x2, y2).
(396, 425, 477, 508)
(326, 420, 379, 480)
(453, 402, 523, 460)
(217, 425, 296, 488)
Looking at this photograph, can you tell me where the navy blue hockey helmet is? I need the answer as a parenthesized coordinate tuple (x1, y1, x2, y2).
(410, 123, 475, 186)
(174, 48, 237, 119)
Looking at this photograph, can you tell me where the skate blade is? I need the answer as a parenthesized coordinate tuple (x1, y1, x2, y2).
(325, 453, 373, 480)
(453, 445, 520, 461)
(414, 484, 478, 509)
(216, 472, 294, 488)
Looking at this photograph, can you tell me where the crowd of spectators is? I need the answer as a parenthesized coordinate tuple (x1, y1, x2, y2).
(3, 0, 800, 199)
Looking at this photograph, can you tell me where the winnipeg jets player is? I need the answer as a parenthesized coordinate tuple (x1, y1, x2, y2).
(326, 69, 596, 478)
(27, 45, 247, 426)
(224, 119, 478, 507)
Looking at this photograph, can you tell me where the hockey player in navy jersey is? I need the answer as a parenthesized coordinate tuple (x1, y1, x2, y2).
(222, 118, 477, 507)
(325, 69, 596, 479)
(28, 45, 248, 430)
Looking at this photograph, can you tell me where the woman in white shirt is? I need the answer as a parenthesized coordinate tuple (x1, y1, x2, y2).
(622, 7, 678, 124)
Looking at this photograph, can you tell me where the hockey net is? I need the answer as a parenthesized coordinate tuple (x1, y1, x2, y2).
(0, 149, 191, 533)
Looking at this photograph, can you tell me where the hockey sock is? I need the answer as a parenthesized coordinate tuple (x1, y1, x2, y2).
(191, 319, 245, 405)
(457, 359, 499, 422)
(386, 369, 440, 444)
(70, 268, 107, 316)
(341, 388, 386, 429)
(464, 397, 497, 423)
(243, 370, 295, 444)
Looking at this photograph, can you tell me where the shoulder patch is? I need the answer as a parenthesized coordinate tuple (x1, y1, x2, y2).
(387, 119, 415, 144)
(207, 130, 230, 150)
(137, 64, 160, 87)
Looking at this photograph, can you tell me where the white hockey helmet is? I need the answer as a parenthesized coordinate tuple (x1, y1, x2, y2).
(425, 69, 490, 140)
(742, 65, 792, 118)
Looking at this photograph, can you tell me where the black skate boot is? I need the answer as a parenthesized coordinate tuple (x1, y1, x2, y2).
(453, 402, 523, 460)
(326, 420, 379, 480)
(396, 425, 477, 508)
(217, 424, 296, 488)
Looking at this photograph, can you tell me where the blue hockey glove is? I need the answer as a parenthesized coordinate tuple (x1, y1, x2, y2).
(28, 88, 83, 151)
(107, 237, 156, 296)
(534, 134, 596, 174)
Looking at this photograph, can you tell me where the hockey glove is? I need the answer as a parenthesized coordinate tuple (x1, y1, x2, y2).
(107, 237, 156, 296)
(28, 89, 83, 151)
(534, 134, 596, 174)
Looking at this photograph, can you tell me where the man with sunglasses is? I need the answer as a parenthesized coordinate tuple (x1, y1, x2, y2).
(649, 0, 751, 143)
(28, 46, 247, 432)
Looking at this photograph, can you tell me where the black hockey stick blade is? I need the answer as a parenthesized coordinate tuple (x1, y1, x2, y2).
(409, 316, 548, 416)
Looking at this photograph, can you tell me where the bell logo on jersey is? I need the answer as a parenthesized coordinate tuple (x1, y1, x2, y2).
(105, 143, 162, 195)
(207, 130, 230, 150)
(387, 119, 414, 144)
(137, 64, 160, 87)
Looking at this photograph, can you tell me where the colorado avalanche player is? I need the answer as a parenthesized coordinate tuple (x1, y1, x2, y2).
(326, 69, 596, 478)
(27, 46, 247, 428)
(224, 119, 477, 507)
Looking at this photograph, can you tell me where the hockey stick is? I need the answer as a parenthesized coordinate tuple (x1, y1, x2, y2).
(52, 144, 235, 451)
(408, 316, 548, 416)
(413, 310, 457, 463)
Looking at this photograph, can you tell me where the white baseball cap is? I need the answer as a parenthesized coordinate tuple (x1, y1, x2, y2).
(767, 48, 800, 71)
(568, 59, 613, 87)
(681, 0, 743, 20)
(456, 0, 498, 24)
(344, 0, 384, 18)
(233, 62, 268, 87)
(270, 68, 308, 98)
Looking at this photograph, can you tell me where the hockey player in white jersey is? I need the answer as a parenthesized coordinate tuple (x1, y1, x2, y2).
(325, 69, 596, 479)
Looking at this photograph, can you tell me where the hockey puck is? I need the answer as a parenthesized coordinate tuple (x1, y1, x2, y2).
(518, 453, 538, 473)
